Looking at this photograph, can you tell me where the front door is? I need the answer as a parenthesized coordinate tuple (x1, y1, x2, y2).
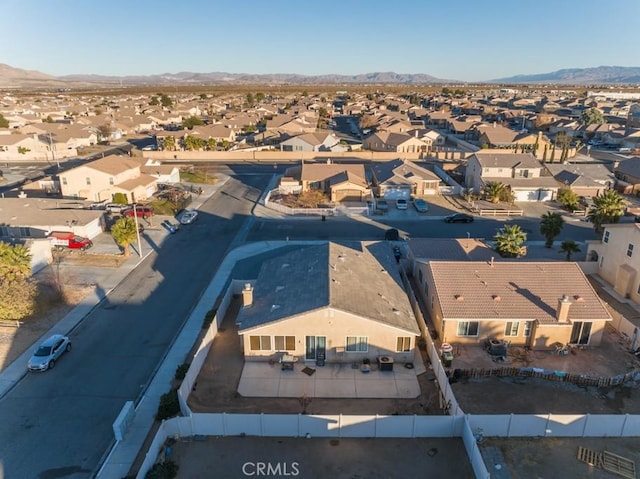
(569, 322, 592, 345)
(305, 336, 326, 360)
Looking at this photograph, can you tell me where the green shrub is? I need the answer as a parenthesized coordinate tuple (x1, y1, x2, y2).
(175, 362, 190, 380)
(145, 460, 178, 479)
(156, 388, 180, 421)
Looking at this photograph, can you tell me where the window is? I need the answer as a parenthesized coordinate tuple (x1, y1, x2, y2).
(418, 269, 423, 284)
(505, 321, 519, 337)
(396, 337, 411, 352)
(599, 256, 605, 268)
(85, 177, 91, 185)
(19, 227, 31, 237)
(628, 243, 634, 258)
(0, 226, 8, 237)
(523, 321, 533, 337)
(457, 321, 479, 337)
(274, 335, 295, 351)
(62, 177, 67, 185)
(603, 231, 609, 243)
(249, 335, 271, 351)
(346, 336, 368, 352)
(109, 177, 114, 185)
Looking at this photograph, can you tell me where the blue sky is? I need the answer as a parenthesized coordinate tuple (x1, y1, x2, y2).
(2, 0, 639, 81)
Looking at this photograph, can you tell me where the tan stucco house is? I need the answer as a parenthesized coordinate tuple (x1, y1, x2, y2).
(414, 260, 611, 350)
(58, 155, 157, 202)
(236, 242, 420, 365)
(281, 162, 370, 202)
(586, 223, 640, 305)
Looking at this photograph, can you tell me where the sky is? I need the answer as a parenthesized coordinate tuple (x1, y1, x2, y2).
(2, 0, 639, 82)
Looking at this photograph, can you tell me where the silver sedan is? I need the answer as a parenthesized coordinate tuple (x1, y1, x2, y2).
(27, 334, 71, 372)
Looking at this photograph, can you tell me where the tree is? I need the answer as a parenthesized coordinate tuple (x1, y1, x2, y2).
(160, 94, 173, 108)
(481, 181, 506, 203)
(206, 138, 217, 150)
(112, 192, 128, 205)
(539, 212, 564, 248)
(97, 124, 113, 141)
(199, 93, 207, 100)
(0, 242, 32, 283)
(0, 113, 9, 128)
(149, 96, 159, 106)
(0, 242, 36, 321)
(559, 240, 581, 261)
(589, 190, 626, 235)
(162, 136, 176, 151)
(255, 92, 265, 103)
(184, 135, 205, 151)
(246, 93, 254, 107)
(111, 217, 138, 257)
(318, 107, 328, 118)
(182, 116, 204, 130)
(43, 115, 54, 123)
(301, 90, 308, 97)
(17, 146, 30, 154)
(580, 107, 605, 126)
(494, 224, 527, 258)
(556, 188, 579, 210)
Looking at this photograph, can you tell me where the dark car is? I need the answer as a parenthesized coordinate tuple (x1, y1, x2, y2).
(444, 213, 474, 223)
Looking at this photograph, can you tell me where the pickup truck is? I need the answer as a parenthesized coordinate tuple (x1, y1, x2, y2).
(48, 231, 93, 251)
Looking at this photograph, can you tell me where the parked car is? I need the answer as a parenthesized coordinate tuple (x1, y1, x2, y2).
(444, 213, 474, 223)
(48, 231, 93, 251)
(396, 199, 408, 210)
(179, 210, 198, 224)
(105, 203, 127, 214)
(413, 198, 429, 213)
(28, 334, 71, 372)
(122, 205, 154, 218)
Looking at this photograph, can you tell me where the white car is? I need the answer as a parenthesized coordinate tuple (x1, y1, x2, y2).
(396, 199, 408, 210)
(28, 334, 71, 371)
(179, 210, 198, 224)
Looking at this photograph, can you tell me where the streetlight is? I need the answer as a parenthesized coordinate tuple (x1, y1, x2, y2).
(48, 131, 60, 169)
(133, 203, 143, 258)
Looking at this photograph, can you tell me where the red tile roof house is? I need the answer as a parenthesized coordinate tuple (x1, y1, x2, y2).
(414, 260, 611, 350)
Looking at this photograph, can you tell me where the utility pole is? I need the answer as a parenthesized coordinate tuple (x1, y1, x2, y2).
(133, 203, 143, 258)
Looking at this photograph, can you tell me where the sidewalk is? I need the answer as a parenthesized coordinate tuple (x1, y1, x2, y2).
(0, 176, 230, 399)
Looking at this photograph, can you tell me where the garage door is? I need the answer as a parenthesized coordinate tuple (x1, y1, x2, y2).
(83, 218, 104, 239)
(335, 189, 363, 202)
(514, 189, 538, 202)
(383, 187, 411, 200)
(538, 189, 553, 202)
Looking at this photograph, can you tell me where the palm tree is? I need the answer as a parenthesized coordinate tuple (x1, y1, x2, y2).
(111, 217, 138, 257)
(162, 136, 176, 151)
(494, 224, 527, 258)
(559, 240, 581, 261)
(0, 242, 32, 283)
(482, 181, 506, 204)
(539, 212, 565, 248)
(589, 190, 626, 235)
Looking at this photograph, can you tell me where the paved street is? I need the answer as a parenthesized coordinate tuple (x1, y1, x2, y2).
(0, 175, 264, 479)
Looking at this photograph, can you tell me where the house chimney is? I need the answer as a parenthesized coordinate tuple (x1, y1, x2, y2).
(242, 283, 254, 308)
(556, 294, 572, 323)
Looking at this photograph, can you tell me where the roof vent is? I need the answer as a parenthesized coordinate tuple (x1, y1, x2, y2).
(455, 294, 464, 301)
(270, 304, 281, 312)
(281, 263, 290, 268)
(492, 295, 501, 301)
(338, 254, 346, 261)
(275, 286, 285, 292)
(573, 295, 585, 302)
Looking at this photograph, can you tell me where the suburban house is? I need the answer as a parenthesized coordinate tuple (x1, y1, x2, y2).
(0, 133, 46, 162)
(414, 260, 611, 349)
(140, 160, 180, 184)
(280, 161, 370, 202)
(279, 132, 346, 152)
(586, 223, 640, 305)
(363, 131, 430, 153)
(57, 155, 158, 202)
(370, 159, 442, 199)
(614, 157, 640, 194)
(465, 151, 561, 201)
(236, 242, 421, 365)
(0, 197, 105, 240)
(475, 124, 552, 157)
(544, 162, 615, 198)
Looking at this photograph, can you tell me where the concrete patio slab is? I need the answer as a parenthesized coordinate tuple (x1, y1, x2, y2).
(238, 377, 279, 397)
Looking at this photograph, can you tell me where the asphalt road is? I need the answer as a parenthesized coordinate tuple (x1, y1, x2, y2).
(247, 215, 598, 245)
(0, 175, 263, 479)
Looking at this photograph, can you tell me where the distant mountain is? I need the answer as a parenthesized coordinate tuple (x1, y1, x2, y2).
(56, 70, 452, 85)
(490, 66, 640, 84)
(0, 63, 57, 87)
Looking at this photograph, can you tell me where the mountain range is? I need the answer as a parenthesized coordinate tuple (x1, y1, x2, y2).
(0, 64, 639, 88)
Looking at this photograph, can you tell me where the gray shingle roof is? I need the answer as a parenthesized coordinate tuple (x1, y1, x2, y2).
(237, 241, 419, 334)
